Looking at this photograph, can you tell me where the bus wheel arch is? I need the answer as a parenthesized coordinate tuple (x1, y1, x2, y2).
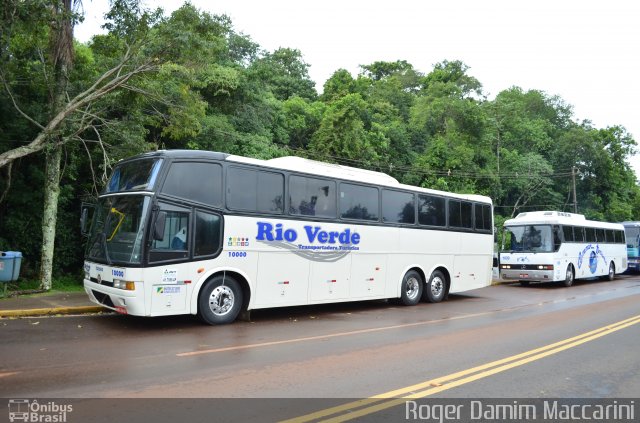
(422, 267, 449, 303)
(197, 271, 251, 325)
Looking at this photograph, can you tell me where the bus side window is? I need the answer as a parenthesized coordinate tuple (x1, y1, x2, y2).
(562, 225, 574, 242)
(152, 211, 189, 250)
(289, 175, 336, 218)
(553, 226, 562, 251)
(194, 211, 222, 257)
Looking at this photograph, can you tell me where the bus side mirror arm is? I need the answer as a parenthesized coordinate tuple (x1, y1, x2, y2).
(153, 211, 167, 241)
(80, 203, 95, 237)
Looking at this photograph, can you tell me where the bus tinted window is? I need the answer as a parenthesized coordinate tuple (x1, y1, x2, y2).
(483, 204, 492, 231)
(419, 195, 446, 227)
(585, 227, 596, 243)
(194, 211, 221, 257)
(461, 202, 472, 228)
(574, 226, 585, 242)
(162, 162, 222, 207)
(227, 167, 284, 213)
(553, 225, 562, 250)
(449, 200, 473, 229)
(289, 176, 336, 218)
(605, 229, 614, 243)
(106, 158, 162, 192)
(474, 203, 492, 231)
(562, 226, 574, 242)
(382, 190, 415, 224)
(616, 230, 625, 244)
(340, 183, 379, 221)
(595, 228, 605, 243)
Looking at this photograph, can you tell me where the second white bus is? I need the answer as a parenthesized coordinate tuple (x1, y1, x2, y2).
(499, 211, 627, 286)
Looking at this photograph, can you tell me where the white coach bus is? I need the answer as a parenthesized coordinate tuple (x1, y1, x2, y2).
(82, 150, 494, 324)
(499, 211, 627, 286)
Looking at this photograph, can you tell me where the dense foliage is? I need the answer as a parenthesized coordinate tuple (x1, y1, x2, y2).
(1, 1, 638, 285)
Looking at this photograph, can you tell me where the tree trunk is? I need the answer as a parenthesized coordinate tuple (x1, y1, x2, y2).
(39, 0, 74, 290)
(39, 145, 62, 290)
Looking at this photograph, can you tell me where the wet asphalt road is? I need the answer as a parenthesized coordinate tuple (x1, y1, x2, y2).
(1, 275, 639, 412)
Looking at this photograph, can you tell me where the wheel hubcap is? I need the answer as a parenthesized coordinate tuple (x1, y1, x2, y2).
(406, 277, 420, 300)
(431, 277, 444, 298)
(208, 286, 234, 316)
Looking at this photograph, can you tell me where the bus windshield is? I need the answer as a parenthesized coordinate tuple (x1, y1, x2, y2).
(625, 225, 640, 249)
(502, 224, 557, 253)
(106, 158, 162, 193)
(85, 196, 151, 264)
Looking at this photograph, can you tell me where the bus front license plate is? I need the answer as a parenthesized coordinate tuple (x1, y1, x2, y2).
(519, 274, 529, 278)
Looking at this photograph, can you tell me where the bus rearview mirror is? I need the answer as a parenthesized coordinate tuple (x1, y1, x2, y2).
(154, 211, 167, 240)
(80, 203, 95, 237)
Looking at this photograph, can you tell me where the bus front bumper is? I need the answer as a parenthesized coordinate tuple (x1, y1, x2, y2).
(500, 269, 555, 282)
(627, 259, 639, 271)
(84, 279, 146, 316)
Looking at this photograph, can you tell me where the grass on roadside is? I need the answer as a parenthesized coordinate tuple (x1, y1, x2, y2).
(1, 274, 84, 298)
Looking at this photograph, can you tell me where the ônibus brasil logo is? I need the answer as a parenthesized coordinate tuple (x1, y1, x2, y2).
(7, 399, 73, 423)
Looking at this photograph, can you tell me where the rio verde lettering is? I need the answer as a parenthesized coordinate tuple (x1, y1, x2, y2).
(256, 221, 360, 245)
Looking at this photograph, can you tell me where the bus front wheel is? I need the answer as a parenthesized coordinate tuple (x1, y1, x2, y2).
(400, 270, 423, 306)
(423, 270, 446, 303)
(562, 265, 574, 287)
(198, 275, 243, 325)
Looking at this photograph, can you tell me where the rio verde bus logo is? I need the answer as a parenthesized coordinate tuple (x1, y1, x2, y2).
(256, 221, 360, 248)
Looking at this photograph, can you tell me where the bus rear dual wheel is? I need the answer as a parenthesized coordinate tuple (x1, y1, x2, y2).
(601, 262, 615, 281)
(400, 270, 446, 306)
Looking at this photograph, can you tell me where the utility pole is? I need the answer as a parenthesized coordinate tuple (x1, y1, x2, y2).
(571, 166, 578, 213)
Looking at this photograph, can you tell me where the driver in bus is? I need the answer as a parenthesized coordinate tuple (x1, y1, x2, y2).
(171, 227, 187, 250)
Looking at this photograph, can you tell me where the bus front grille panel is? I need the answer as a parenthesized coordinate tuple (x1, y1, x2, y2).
(92, 290, 115, 308)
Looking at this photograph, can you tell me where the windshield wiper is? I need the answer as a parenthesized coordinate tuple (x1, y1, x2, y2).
(101, 232, 113, 265)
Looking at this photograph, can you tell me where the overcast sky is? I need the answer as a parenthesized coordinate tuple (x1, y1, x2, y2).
(76, 0, 640, 178)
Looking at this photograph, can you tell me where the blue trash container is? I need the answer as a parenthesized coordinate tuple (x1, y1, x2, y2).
(0, 251, 22, 282)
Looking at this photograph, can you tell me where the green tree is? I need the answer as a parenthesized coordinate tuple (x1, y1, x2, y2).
(251, 48, 317, 101)
(309, 93, 383, 164)
(408, 60, 488, 193)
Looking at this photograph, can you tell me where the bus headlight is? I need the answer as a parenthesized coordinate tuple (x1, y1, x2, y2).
(537, 265, 554, 270)
(113, 279, 136, 291)
(500, 265, 511, 269)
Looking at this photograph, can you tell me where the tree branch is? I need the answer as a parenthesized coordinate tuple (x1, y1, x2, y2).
(1, 74, 45, 130)
(0, 53, 158, 169)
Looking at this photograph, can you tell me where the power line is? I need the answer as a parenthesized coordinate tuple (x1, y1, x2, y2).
(284, 147, 577, 181)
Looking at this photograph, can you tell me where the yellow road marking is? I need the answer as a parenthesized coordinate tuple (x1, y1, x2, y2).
(282, 314, 640, 423)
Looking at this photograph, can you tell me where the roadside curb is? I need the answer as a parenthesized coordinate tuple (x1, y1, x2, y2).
(0, 306, 105, 318)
